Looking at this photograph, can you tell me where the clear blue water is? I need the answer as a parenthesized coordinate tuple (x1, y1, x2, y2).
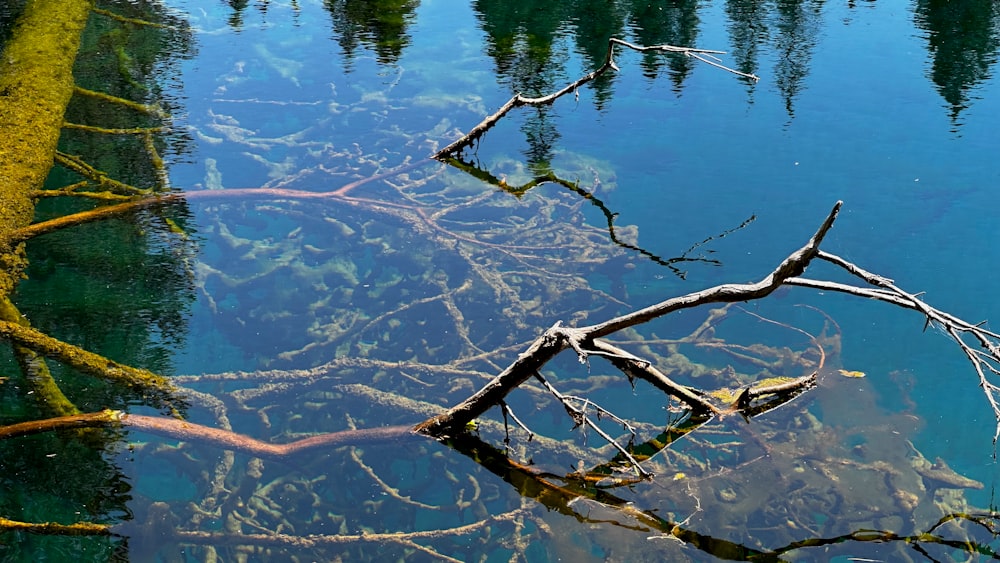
(4, 0, 1000, 560)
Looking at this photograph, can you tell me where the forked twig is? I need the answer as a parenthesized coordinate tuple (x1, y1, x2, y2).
(533, 370, 652, 478)
(788, 250, 1000, 443)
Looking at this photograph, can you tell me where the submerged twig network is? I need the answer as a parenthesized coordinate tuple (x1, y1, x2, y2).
(0, 5, 998, 559)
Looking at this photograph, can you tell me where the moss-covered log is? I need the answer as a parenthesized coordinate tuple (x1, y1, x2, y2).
(0, 0, 95, 415)
(0, 320, 177, 401)
(0, 0, 94, 294)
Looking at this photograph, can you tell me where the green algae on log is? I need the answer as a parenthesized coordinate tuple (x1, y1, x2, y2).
(0, 296, 80, 416)
(0, 319, 178, 402)
(0, 0, 94, 296)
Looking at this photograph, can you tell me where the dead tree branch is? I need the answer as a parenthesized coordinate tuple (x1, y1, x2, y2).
(414, 201, 841, 438)
(786, 250, 1000, 442)
(0, 320, 178, 403)
(0, 517, 110, 536)
(0, 410, 415, 460)
(434, 38, 758, 159)
(532, 370, 652, 477)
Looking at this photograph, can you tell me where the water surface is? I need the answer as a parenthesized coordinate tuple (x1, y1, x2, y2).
(3, 0, 1000, 560)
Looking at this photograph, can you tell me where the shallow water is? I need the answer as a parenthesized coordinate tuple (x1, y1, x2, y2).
(3, 0, 1000, 560)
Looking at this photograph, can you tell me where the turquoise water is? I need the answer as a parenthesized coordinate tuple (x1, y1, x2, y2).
(4, 0, 1000, 560)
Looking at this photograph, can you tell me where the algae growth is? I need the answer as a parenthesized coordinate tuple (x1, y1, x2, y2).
(0, 0, 93, 294)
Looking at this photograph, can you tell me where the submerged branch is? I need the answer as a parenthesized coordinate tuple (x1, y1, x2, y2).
(0, 517, 110, 536)
(136, 508, 531, 562)
(73, 86, 168, 118)
(0, 298, 79, 417)
(62, 122, 166, 135)
(0, 320, 178, 404)
(0, 409, 416, 460)
(91, 6, 173, 30)
(10, 193, 182, 243)
(54, 151, 150, 196)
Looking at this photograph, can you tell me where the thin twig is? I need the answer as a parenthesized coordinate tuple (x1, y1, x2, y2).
(533, 371, 652, 478)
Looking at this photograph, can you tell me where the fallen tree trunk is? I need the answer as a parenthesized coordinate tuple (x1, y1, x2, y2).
(0, 0, 93, 289)
(0, 0, 95, 416)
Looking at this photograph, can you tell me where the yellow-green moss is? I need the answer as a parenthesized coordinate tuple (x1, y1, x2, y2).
(0, 319, 176, 396)
(0, 297, 79, 416)
(0, 0, 94, 294)
(0, 516, 110, 535)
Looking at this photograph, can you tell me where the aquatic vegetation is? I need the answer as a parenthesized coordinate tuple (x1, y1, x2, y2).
(0, 0, 92, 294)
(3, 2, 1000, 561)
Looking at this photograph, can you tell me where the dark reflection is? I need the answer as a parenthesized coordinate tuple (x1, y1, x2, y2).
(445, 431, 770, 560)
(224, 0, 301, 29)
(723, 0, 824, 117)
(625, 0, 700, 90)
(726, 0, 823, 117)
(443, 155, 755, 278)
(724, 0, 1000, 124)
(568, 0, 627, 109)
(724, 0, 771, 98)
(0, 0, 27, 47)
(446, 433, 1000, 561)
(226, 0, 251, 29)
(772, 0, 823, 117)
(0, 429, 131, 558)
(474, 0, 569, 95)
(521, 109, 560, 167)
(473, 0, 570, 165)
(323, 0, 419, 68)
(1, 2, 196, 560)
(913, 0, 1000, 129)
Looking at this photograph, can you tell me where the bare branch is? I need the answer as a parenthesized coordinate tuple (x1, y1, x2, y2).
(0, 320, 178, 402)
(433, 38, 758, 159)
(415, 201, 842, 437)
(533, 371, 652, 478)
(0, 410, 417, 460)
(586, 339, 723, 414)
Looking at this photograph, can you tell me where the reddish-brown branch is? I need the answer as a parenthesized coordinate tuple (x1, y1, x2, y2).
(0, 410, 418, 459)
(13, 158, 437, 243)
